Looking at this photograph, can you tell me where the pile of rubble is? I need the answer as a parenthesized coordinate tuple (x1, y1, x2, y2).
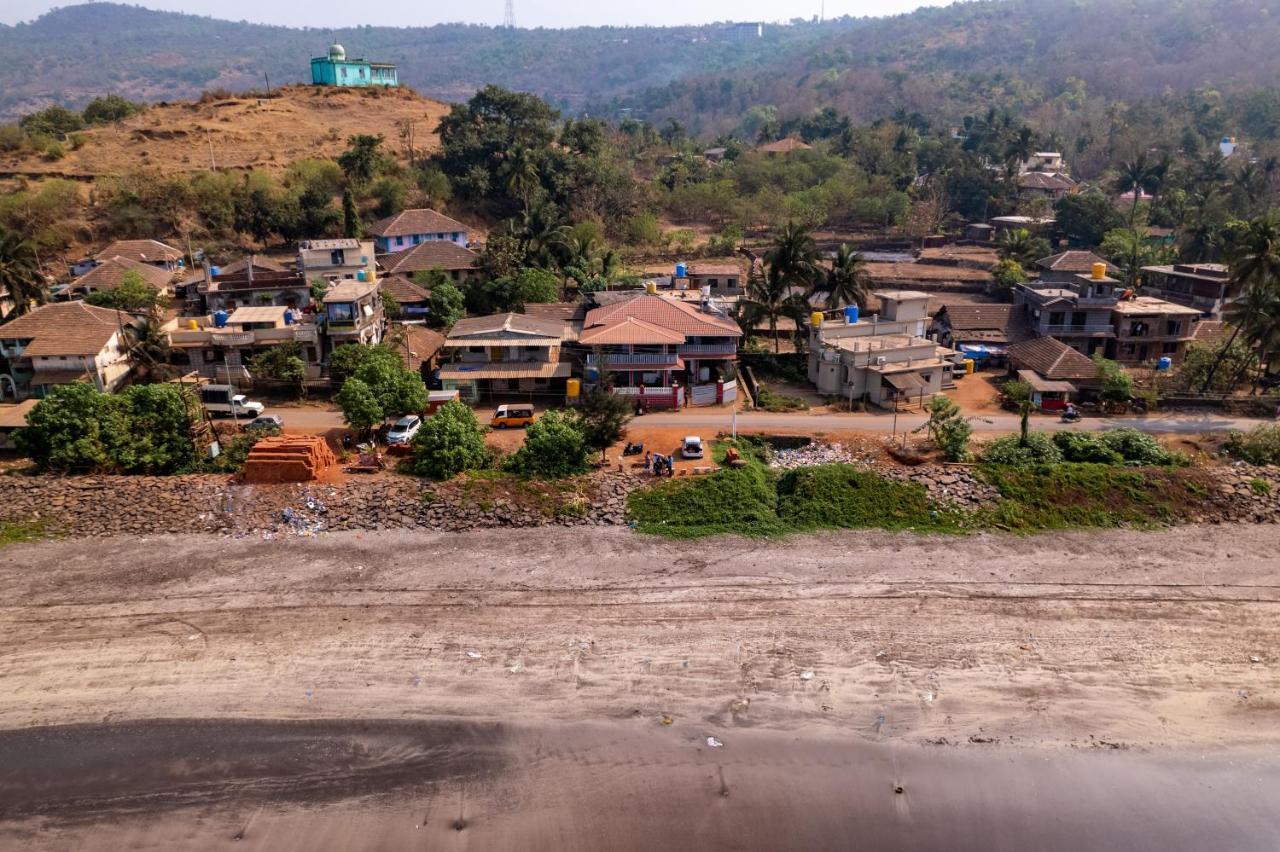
(770, 443, 858, 470)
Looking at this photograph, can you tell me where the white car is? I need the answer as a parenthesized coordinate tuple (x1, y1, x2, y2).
(385, 415, 422, 445)
(681, 435, 704, 459)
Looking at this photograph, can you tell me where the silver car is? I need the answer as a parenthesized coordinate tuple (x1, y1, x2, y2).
(386, 415, 422, 445)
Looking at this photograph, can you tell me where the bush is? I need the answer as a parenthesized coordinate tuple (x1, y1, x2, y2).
(1225, 424, 1280, 466)
(1099, 428, 1175, 466)
(505, 411, 590, 478)
(979, 464, 1193, 531)
(1053, 431, 1123, 464)
(626, 464, 783, 537)
(777, 465, 950, 531)
(409, 400, 491, 479)
(982, 432, 1063, 466)
(755, 386, 809, 412)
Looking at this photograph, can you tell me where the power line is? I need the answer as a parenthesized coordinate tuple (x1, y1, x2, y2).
(503, 0, 515, 29)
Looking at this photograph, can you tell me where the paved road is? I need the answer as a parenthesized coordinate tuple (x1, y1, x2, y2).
(271, 402, 1271, 436)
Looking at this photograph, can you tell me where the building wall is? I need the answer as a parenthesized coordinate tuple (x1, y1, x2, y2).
(376, 232, 468, 253)
(311, 59, 398, 88)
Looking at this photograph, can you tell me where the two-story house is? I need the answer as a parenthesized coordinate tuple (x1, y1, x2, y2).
(1139, 262, 1235, 319)
(1034, 251, 1119, 285)
(1110, 296, 1200, 366)
(0, 302, 138, 400)
(439, 313, 571, 400)
(1015, 266, 1123, 358)
(297, 239, 376, 284)
(368, 209, 471, 253)
(578, 293, 742, 406)
(190, 270, 313, 315)
(166, 306, 322, 384)
(322, 280, 385, 351)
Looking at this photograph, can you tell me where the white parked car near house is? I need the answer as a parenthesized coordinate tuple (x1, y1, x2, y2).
(681, 436, 704, 459)
(386, 415, 422, 445)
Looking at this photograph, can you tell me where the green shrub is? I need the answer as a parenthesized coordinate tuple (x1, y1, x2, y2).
(755, 386, 809, 412)
(505, 411, 591, 479)
(627, 465, 783, 537)
(981, 432, 1063, 466)
(408, 400, 492, 480)
(1225, 425, 1280, 466)
(979, 464, 1187, 530)
(1053, 431, 1123, 464)
(1249, 477, 1272, 496)
(1099, 428, 1175, 465)
(777, 465, 954, 531)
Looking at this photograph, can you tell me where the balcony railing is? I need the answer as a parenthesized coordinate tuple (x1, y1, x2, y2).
(586, 353, 678, 366)
(678, 343, 738, 356)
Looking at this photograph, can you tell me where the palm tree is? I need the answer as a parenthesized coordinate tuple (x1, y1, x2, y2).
(743, 264, 811, 354)
(0, 230, 45, 318)
(124, 318, 175, 383)
(515, 202, 569, 268)
(1114, 153, 1168, 288)
(996, 228, 1049, 266)
(816, 244, 870, 310)
(1004, 126, 1036, 177)
(502, 147, 541, 212)
(1201, 215, 1280, 392)
(764, 222, 820, 291)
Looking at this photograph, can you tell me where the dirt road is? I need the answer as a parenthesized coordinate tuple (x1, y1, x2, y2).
(1, 526, 1278, 849)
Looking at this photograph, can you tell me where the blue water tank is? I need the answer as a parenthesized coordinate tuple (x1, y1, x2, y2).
(675, 263, 688, 278)
(357, 270, 367, 282)
(844, 305, 859, 325)
(212, 310, 229, 328)
(283, 308, 296, 326)
(209, 265, 220, 277)
(1156, 356, 1173, 371)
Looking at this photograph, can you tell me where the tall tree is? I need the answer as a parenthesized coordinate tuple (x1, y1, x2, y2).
(1113, 153, 1168, 288)
(744, 264, 811, 354)
(342, 187, 361, 238)
(123, 318, 175, 384)
(0, 230, 45, 317)
(816, 244, 869, 310)
(1201, 215, 1280, 391)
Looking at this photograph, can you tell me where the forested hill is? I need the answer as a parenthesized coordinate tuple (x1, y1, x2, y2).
(602, 0, 1280, 136)
(0, 3, 851, 121)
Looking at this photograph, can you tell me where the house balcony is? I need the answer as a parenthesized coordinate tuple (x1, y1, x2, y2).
(169, 324, 319, 348)
(1041, 324, 1114, 337)
(586, 352, 678, 367)
(677, 343, 738, 357)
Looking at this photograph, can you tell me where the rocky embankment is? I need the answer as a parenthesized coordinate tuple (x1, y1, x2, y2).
(1, 460, 1279, 540)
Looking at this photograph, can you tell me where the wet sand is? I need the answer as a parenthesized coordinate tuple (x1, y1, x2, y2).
(0, 525, 1277, 849)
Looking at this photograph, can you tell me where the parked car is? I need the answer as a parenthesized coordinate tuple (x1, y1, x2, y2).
(681, 436, 704, 459)
(244, 414, 283, 432)
(199, 384, 264, 418)
(386, 415, 423, 445)
(491, 404, 536, 429)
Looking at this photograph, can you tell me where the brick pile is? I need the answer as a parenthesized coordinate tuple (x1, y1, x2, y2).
(242, 436, 337, 484)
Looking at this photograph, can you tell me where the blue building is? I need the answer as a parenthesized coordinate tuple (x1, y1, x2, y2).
(310, 44, 398, 88)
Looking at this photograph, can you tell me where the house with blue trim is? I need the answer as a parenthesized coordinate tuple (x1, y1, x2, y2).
(311, 44, 398, 88)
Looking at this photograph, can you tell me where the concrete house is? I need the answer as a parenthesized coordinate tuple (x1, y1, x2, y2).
(63, 256, 173, 300)
(1016, 266, 1125, 358)
(809, 291, 961, 409)
(1034, 251, 1119, 285)
(310, 43, 398, 87)
(369, 209, 471, 253)
(379, 241, 480, 284)
(0, 302, 138, 400)
(440, 313, 571, 400)
(1110, 296, 1200, 366)
(189, 270, 312, 315)
(167, 306, 322, 384)
(322, 280, 385, 349)
(297, 239, 375, 284)
(1006, 336, 1099, 409)
(1140, 262, 1235, 318)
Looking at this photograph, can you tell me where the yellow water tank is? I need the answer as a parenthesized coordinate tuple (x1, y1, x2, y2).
(645, 281, 658, 295)
(566, 378, 581, 397)
(366, 265, 376, 282)
(965, 358, 976, 375)
(1091, 262, 1107, 280)
(811, 311, 824, 328)
(187, 319, 199, 330)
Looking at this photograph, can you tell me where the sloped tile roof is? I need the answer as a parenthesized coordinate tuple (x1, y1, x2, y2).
(379, 274, 431, 303)
(1190, 320, 1230, 347)
(583, 294, 741, 338)
(72, 256, 172, 291)
(447, 312, 567, 341)
(393, 324, 446, 369)
(1007, 336, 1098, 381)
(94, 239, 182, 264)
(0, 301, 133, 357)
(1036, 250, 1118, 274)
(934, 303, 1033, 344)
(380, 241, 480, 274)
(368, 208, 470, 239)
(579, 316, 686, 345)
(1017, 172, 1077, 191)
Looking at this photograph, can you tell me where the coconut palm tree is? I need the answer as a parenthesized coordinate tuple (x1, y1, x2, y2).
(0, 230, 45, 318)
(1113, 153, 1169, 288)
(816, 244, 870, 310)
(124, 318, 176, 383)
(764, 222, 820, 291)
(996, 227, 1050, 266)
(502, 147, 541, 212)
(1003, 126, 1036, 177)
(743, 264, 811, 354)
(1201, 215, 1280, 392)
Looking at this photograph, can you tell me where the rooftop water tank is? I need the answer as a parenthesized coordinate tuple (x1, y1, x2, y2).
(844, 305, 859, 325)
(283, 308, 296, 326)
(810, 311, 824, 328)
(645, 281, 658, 294)
(212, 309, 229, 328)
(209, 265, 220, 277)
(357, 270, 367, 282)
(1091, 262, 1107, 280)
(675, 263, 688, 278)
(1156, 356, 1173, 371)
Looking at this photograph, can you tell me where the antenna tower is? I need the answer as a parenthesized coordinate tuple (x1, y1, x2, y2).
(504, 0, 516, 28)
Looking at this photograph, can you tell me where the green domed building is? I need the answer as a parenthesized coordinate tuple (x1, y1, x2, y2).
(310, 43, 398, 88)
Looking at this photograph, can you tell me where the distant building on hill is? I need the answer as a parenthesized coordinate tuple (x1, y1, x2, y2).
(310, 43, 398, 88)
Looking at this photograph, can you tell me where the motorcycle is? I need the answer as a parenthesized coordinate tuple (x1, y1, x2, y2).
(1060, 407, 1081, 423)
(622, 442, 645, 456)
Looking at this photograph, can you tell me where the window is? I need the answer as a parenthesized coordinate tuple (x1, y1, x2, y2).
(396, 237, 404, 247)
(1121, 343, 1136, 355)
(1162, 343, 1178, 355)
(330, 249, 345, 266)
(413, 235, 421, 244)
(1048, 311, 1065, 326)
(469, 345, 485, 353)
(1165, 320, 1181, 336)
(327, 303, 355, 323)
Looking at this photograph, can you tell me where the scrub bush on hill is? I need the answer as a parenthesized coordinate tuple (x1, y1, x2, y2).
(1226, 424, 1280, 466)
(1053, 431, 1124, 464)
(981, 432, 1063, 466)
(1098, 428, 1178, 466)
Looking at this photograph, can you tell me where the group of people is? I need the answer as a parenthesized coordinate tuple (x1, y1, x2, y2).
(643, 450, 676, 477)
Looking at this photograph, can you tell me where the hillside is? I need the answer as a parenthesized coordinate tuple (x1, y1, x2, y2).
(0, 85, 448, 179)
(0, 3, 850, 121)
(602, 0, 1280, 135)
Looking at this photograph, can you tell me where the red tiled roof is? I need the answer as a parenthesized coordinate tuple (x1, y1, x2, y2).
(934, 303, 1033, 343)
(0, 302, 135, 357)
(380, 241, 479, 275)
(94, 239, 182, 264)
(379, 274, 431, 303)
(72, 256, 172, 291)
(393, 324, 446, 369)
(758, 138, 811, 154)
(1190, 320, 1230, 347)
(1007, 336, 1098, 381)
(579, 316, 686, 345)
(368, 208, 470, 239)
(1017, 172, 1077, 191)
(583, 294, 741, 338)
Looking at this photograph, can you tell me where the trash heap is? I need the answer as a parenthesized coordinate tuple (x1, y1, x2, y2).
(770, 442, 857, 470)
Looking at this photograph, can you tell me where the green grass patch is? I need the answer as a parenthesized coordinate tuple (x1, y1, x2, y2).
(777, 465, 965, 533)
(626, 465, 786, 538)
(0, 521, 54, 547)
(754, 386, 810, 412)
(976, 464, 1203, 531)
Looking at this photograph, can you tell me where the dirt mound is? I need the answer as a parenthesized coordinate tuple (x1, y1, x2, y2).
(0, 86, 448, 179)
(242, 435, 337, 484)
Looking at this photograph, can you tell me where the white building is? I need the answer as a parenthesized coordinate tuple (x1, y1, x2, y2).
(0, 302, 138, 400)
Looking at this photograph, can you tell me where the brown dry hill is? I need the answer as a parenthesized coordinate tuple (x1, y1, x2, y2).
(0, 86, 448, 180)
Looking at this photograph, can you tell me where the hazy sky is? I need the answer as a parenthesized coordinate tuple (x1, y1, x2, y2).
(3, 0, 954, 28)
